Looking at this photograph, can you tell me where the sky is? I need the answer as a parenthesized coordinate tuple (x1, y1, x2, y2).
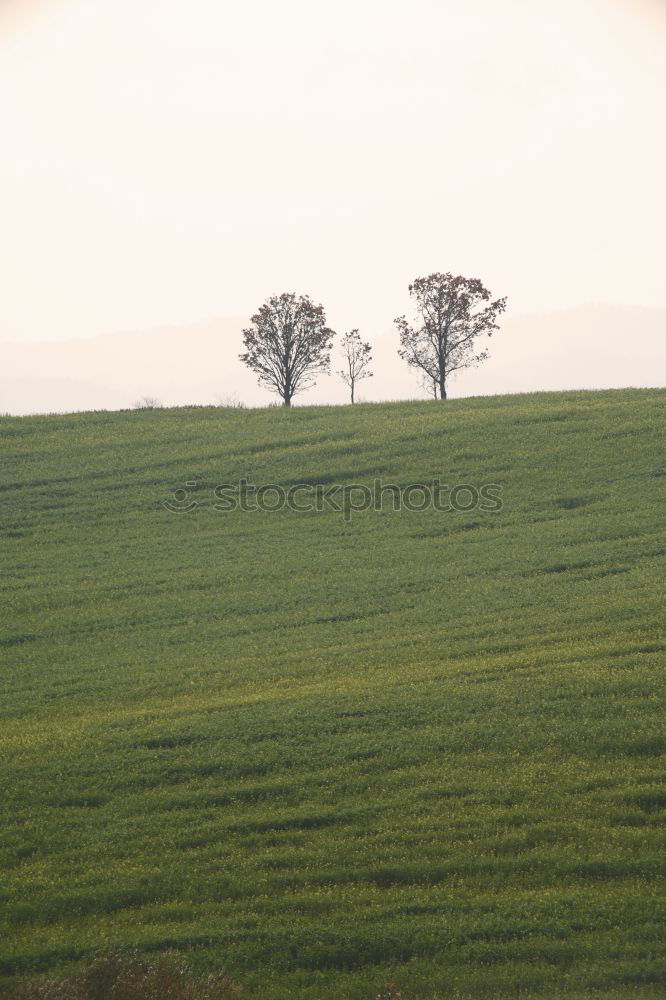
(0, 0, 664, 407)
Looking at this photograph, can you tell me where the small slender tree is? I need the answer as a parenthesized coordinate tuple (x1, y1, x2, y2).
(240, 293, 335, 407)
(338, 329, 373, 403)
(417, 370, 438, 400)
(396, 273, 507, 400)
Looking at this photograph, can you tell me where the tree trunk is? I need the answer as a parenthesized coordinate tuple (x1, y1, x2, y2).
(351, 382, 355, 404)
(439, 375, 447, 400)
(283, 395, 291, 407)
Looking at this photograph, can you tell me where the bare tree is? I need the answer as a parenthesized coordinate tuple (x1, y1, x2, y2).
(338, 329, 373, 403)
(396, 273, 507, 400)
(133, 396, 162, 410)
(240, 293, 334, 407)
(417, 370, 438, 400)
(215, 393, 246, 409)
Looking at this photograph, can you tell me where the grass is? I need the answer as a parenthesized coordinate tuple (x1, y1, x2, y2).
(0, 388, 664, 998)
(3, 951, 240, 999)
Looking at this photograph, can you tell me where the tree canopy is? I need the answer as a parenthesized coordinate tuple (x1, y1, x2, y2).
(240, 293, 334, 406)
(396, 273, 506, 399)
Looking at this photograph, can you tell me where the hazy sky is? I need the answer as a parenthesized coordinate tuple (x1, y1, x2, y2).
(1, 0, 665, 346)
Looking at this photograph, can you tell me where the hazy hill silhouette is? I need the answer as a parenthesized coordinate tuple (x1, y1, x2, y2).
(2, 304, 664, 414)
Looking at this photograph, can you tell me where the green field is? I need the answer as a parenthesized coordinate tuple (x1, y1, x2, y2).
(1, 389, 664, 998)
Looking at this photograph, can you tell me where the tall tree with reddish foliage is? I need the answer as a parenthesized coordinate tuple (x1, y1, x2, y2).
(396, 273, 507, 400)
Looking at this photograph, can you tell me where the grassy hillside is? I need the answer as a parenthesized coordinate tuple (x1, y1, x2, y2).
(1, 389, 664, 999)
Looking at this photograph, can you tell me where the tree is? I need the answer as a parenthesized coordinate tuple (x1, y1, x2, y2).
(338, 329, 373, 403)
(396, 273, 507, 400)
(418, 370, 438, 400)
(133, 396, 162, 409)
(240, 293, 335, 407)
